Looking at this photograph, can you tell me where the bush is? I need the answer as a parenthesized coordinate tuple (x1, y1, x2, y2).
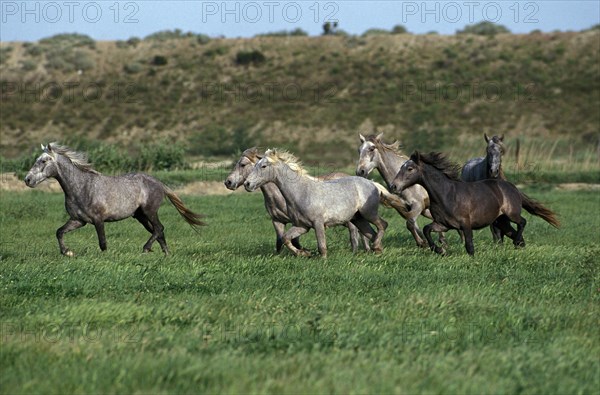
(39, 33, 96, 49)
(457, 21, 510, 36)
(145, 29, 195, 41)
(362, 28, 389, 37)
(0, 46, 13, 64)
(257, 28, 308, 37)
(151, 55, 168, 66)
(391, 25, 409, 34)
(235, 50, 266, 66)
(196, 34, 211, 45)
(24, 45, 43, 57)
(124, 62, 144, 74)
(20, 59, 37, 71)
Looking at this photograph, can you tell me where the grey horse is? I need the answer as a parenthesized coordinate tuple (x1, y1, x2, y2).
(356, 132, 445, 247)
(225, 147, 368, 253)
(24, 143, 205, 255)
(244, 149, 399, 258)
(461, 134, 509, 242)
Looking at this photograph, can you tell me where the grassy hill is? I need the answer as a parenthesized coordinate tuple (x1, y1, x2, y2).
(1, 31, 599, 168)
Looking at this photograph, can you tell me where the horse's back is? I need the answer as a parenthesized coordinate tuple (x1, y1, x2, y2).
(461, 157, 485, 181)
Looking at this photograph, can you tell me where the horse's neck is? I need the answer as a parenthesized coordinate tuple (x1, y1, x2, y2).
(378, 151, 407, 186)
(55, 157, 94, 199)
(420, 164, 456, 208)
(273, 166, 311, 208)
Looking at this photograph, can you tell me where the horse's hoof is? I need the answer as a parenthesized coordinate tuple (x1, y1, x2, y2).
(434, 246, 446, 256)
(373, 248, 383, 255)
(63, 250, 74, 257)
(297, 250, 312, 257)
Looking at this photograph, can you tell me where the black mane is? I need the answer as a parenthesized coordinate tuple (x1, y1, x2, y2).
(415, 151, 461, 181)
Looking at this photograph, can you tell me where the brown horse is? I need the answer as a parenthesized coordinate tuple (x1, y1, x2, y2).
(390, 151, 560, 256)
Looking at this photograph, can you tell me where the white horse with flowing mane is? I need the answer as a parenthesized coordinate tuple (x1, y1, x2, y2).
(244, 149, 402, 257)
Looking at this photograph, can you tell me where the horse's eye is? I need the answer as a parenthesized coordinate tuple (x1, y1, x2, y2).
(369, 146, 375, 152)
(240, 163, 246, 168)
(261, 164, 267, 169)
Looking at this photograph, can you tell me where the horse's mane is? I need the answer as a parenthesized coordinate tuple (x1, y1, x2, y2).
(241, 147, 263, 163)
(417, 152, 461, 181)
(365, 134, 409, 160)
(264, 148, 315, 179)
(489, 135, 506, 154)
(48, 143, 101, 174)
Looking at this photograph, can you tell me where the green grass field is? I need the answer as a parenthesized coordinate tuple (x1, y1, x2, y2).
(0, 185, 598, 394)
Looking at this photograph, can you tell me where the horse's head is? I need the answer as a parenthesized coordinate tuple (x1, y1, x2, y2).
(24, 144, 60, 187)
(224, 147, 262, 190)
(244, 151, 277, 192)
(390, 151, 422, 193)
(356, 132, 384, 177)
(484, 134, 505, 178)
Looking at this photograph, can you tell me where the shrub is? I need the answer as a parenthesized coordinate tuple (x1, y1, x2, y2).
(258, 28, 308, 37)
(39, 33, 96, 49)
(235, 50, 266, 66)
(124, 62, 144, 74)
(457, 21, 510, 36)
(196, 34, 211, 45)
(20, 59, 37, 71)
(127, 37, 141, 47)
(391, 25, 409, 34)
(204, 46, 229, 58)
(362, 28, 389, 37)
(24, 45, 43, 57)
(151, 55, 168, 66)
(0, 46, 13, 64)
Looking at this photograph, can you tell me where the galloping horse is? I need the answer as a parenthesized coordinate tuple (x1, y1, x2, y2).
(224, 147, 367, 253)
(461, 133, 509, 242)
(244, 149, 397, 257)
(25, 143, 205, 255)
(390, 151, 560, 256)
(356, 132, 445, 247)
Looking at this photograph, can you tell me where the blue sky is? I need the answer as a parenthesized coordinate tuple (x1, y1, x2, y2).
(1, 1, 599, 42)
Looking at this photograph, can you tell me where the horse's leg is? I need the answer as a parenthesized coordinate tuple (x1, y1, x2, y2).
(462, 227, 475, 256)
(313, 222, 328, 258)
(490, 224, 503, 243)
(351, 216, 376, 245)
(493, 216, 517, 242)
(282, 226, 310, 257)
(272, 221, 286, 253)
(143, 210, 168, 255)
(423, 222, 449, 255)
(513, 216, 527, 248)
(346, 222, 360, 253)
(93, 221, 107, 251)
(371, 216, 388, 254)
(56, 219, 86, 256)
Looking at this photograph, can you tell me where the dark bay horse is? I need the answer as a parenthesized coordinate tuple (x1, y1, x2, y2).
(461, 133, 508, 242)
(244, 149, 397, 258)
(25, 143, 205, 255)
(390, 151, 560, 256)
(224, 147, 368, 253)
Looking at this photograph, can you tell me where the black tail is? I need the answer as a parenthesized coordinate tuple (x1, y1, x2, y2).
(520, 191, 560, 228)
(163, 186, 207, 228)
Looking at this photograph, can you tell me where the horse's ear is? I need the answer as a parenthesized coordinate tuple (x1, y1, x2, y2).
(375, 132, 384, 141)
(46, 143, 54, 153)
(359, 133, 366, 143)
(411, 150, 421, 164)
(484, 133, 489, 143)
(41, 144, 47, 151)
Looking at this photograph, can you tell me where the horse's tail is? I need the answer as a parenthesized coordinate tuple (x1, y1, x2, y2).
(372, 182, 411, 216)
(163, 186, 207, 228)
(519, 191, 560, 228)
